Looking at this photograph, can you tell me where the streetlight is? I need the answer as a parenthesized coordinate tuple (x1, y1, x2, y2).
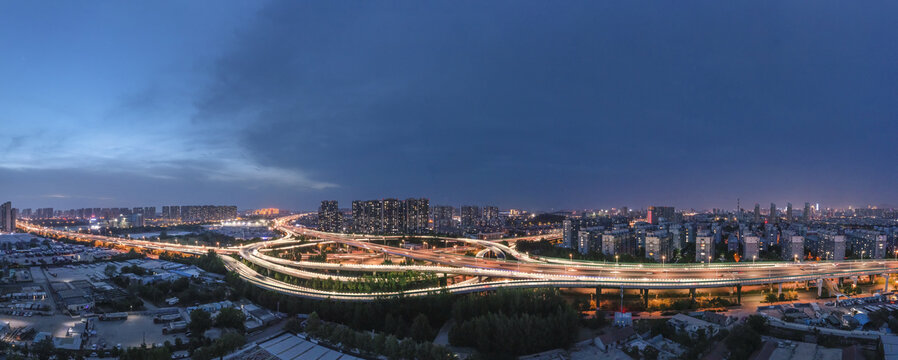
(662, 255, 665, 267)
(753, 255, 756, 266)
(615, 255, 619, 266)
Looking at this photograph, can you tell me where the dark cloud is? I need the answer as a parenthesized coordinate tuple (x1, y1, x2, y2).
(3, 1, 898, 210)
(182, 0, 898, 209)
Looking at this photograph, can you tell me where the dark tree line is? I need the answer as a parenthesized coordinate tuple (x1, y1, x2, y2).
(448, 289, 579, 358)
(225, 272, 454, 339)
(299, 312, 455, 360)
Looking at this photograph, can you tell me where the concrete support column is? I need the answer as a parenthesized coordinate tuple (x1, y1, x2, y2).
(690, 288, 696, 302)
(839, 277, 844, 286)
(736, 284, 742, 304)
(852, 276, 858, 286)
(642, 289, 649, 309)
(778, 283, 783, 297)
(817, 278, 823, 298)
(596, 287, 602, 297)
(885, 274, 890, 293)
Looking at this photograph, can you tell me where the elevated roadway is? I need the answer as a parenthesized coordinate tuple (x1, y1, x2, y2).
(17, 217, 898, 302)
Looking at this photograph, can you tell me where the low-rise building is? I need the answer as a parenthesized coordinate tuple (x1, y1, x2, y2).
(667, 314, 719, 337)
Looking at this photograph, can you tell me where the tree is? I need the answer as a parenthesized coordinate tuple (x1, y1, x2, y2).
(409, 314, 433, 342)
(32, 338, 54, 360)
(130, 346, 172, 360)
(215, 307, 246, 331)
(189, 309, 213, 337)
(104, 264, 117, 278)
(725, 324, 761, 360)
(191, 332, 246, 360)
(172, 277, 190, 292)
(284, 318, 303, 334)
(746, 314, 768, 333)
(306, 312, 321, 333)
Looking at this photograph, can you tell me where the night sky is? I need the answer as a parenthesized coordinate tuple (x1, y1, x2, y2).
(1, 1, 896, 211)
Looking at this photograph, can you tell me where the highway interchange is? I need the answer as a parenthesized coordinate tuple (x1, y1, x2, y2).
(17, 215, 898, 302)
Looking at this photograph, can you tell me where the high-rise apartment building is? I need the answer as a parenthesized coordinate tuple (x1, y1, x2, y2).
(318, 200, 342, 232)
(352, 200, 383, 234)
(821, 232, 846, 261)
(162, 206, 182, 221)
(786, 203, 793, 222)
(577, 230, 601, 255)
(742, 236, 759, 262)
(783, 235, 804, 261)
(645, 232, 670, 261)
(803, 202, 811, 222)
(602, 229, 636, 257)
(0, 202, 15, 233)
(563, 219, 579, 249)
(647, 206, 675, 225)
(382, 199, 404, 234)
(769, 203, 777, 223)
(696, 234, 714, 262)
(404, 198, 430, 234)
(180, 205, 237, 222)
(432, 205, 455, 234)
(483, 206, 500, 227)
(460, 206, 481, 230)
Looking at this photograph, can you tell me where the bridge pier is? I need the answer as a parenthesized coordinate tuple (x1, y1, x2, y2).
(736, 284, 742, 304)
(838, 277, 844, 286)
(817, 278, 823, 298)
(852, 276, 858, 286)
(885, 274, 890, 293)
(595, 287, 602, 297)
(642, 289, 649, 309)
(690, 288, 696, 302)
(778, 283, 782, 297)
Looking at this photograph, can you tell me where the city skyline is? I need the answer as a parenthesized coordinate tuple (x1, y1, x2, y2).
(2, 197, 892, 214)
(2, 1, 898, 211)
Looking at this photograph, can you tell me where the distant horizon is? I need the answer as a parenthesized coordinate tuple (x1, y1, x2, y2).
(6, 198, 895, 214)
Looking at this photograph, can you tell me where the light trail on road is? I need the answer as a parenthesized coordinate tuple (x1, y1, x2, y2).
(16, 215, 898, 301)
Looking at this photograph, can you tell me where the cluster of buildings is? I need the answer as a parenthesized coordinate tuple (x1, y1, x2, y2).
(563, 203, 898, 263)
(185, 300, 277, 331)
(319, 199, 431, 235)
(581, 312, 734, 360)
(8, 201, 238, 226)
(0, 234, 120, 266)
(350, 198, 431, 234)
(318, 199, 508, 236)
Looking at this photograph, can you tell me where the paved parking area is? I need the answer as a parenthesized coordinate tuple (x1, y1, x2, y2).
(49, 263, 116, 283)
(91, 314, 187, 348)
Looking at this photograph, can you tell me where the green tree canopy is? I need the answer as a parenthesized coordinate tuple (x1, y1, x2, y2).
(189, 309, 213, 337)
